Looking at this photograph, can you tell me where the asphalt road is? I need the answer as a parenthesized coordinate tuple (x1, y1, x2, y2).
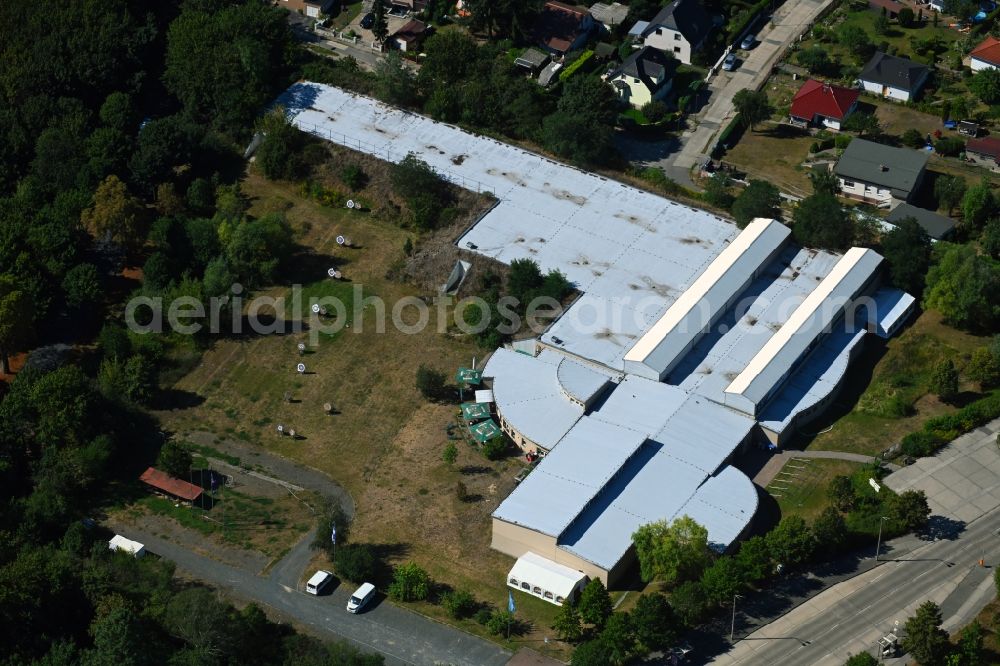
(127, 526, 512, 666)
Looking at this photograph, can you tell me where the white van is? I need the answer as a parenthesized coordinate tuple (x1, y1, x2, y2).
(306, 570, 334, 595)
(346, 582, 376, 613)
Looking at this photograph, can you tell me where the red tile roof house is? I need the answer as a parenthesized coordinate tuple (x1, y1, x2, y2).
(535, 1, 595, 56)
(789, 80, 860, 131)
(970, 36, 1000, 72)
(966, 136, 1000, 172)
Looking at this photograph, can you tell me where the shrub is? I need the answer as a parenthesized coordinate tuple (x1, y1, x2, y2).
(485, 609, 515, 636)
(834, 134, 853, 150)
(415, 365, 446, 400)
(481, 435, 508, 460)
(441, 589, 477, 619)
(474, 608, 492, 625)
(388, 562, 431, 602)
(334, 544, 379, 583)
(934, 136, 965, 157)
(901, 128, 925, 148)
(901, 431, 945, 458)
(340, 164, 367, 190)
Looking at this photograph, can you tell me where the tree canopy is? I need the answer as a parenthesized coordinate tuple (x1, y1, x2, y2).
(632, 515, 711, 585)
(792, 193, 854, 250)
(880, 217, 932, 294)
(731, 180, 781, 228)
(924, 243, 1000, 331)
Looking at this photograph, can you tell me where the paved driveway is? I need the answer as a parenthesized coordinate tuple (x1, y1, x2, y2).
(885, 420, 1000, 523)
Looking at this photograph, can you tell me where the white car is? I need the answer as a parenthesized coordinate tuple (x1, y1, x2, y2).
(306, 570, 334, 595)
(347, 582, 376, 613)
(722, 53, 738, 71)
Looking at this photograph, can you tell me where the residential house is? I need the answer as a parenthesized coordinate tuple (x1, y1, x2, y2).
(928, 0, 945, 10)
(966, 136, 1000, 171)
(629, 0, 713, 66)
(535, 1, 595, 56)
(788, 79, 860, 130)
(886, 203, 956, 240)
(858, 52, 929, 102)
(605, 46, 677, 108)
(391, 19, 428, 52)
(590, 2, 630, 31)
(391, 0, 428, 11)
(970, 36, 1000, 71)
(833, 139, 929, 206)
(868, 0, 905, 18)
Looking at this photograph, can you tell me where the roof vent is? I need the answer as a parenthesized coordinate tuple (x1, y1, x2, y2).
(879, 164, 888, 172)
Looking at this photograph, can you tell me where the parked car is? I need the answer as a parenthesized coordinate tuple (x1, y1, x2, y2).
(347, 582, 376, 613)
(306, 570, 334, 595)
(360, 12, 374, 29)
(722, 53, 738, 71)
(740, 34, 756, 49)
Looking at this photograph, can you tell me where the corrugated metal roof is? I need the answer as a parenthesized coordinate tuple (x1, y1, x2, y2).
(651, 396, 755, 473)
(624, 218, 790, 380)
(676, 465, 759, 551)
(724, 248, 883, 414)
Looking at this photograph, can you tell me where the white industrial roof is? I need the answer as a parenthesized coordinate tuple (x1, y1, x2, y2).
(724, 248, 883, 414)
(870, 288, 916, 338)
(676, 465, 759, 551)
(508, 552, 587, 599)
(623, 218, 790, 380)
(482, 348, 586, 449)
(556, 355, 614, 405)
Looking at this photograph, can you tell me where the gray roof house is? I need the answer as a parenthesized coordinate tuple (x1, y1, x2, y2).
(886, 203, 956, 240)
(631, 0, 713, 65)
(606, 46, 678, 107)
(834, 139, 929, 206)
(858, 52, 930, 102)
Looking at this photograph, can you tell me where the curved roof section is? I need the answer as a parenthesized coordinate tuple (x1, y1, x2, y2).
(482, 348, 585, 449)
(624, 218, 790, 380)
(556, 356, 616, 405)
(677, 465, 758, 552)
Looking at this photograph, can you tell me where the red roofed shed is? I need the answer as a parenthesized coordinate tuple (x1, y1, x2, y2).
(966, 136, 1000, 172)
(789, 79, 860, 131)
(140, 467, 203, 502)
(971, 36, 1000, 71)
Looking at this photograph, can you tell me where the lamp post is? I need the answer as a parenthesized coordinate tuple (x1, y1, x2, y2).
(875, 516, 888, 562)
(730, 594, 742, 642)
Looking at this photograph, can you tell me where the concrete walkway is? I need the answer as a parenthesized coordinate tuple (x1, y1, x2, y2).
(753, 449, 899, 487)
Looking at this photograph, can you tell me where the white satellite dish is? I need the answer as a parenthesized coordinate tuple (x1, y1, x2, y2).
(327, 267, 337, 278)
(336, 235, 346, 245)
(311, 303, 320, 314)
(296, 363, 306, 374)
(346, 199, 355, 209)
(297, 343, 306, 352)
(323, 402, 332, 413)
(277, 424, 284, 434)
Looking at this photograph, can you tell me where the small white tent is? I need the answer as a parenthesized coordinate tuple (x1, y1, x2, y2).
(109, 535, 146, 558)
(507, 552, 587, 606)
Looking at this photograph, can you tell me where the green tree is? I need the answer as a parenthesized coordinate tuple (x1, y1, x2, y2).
(810, 167, 841, 195)
(415, 365, 446, 400)
(669, 580, 708, 626)
(372, 0, 388, 44)
(163, 588, 236, 657)
(313, 500, 351, 554)
(507, 258, 544, 304)
(375, 51, 416, 106)
(632, 593, 678, 651)
(793, 193, 854, 250)
(731, 179, 781, 228)
(599, 612, 635, 665)
(465, 0, 542, 41)
(442, 442, 458, 465)
(796, 46, 831, 74)
(842, 112, 880, 137)
(924, 243, 1000, 331)
(765, 516, 815, 567)
(481, 435, 508, 460)
(224, 213, 294, 286)
(902, 128, 925, 148)
(388, 562, 430, 602)
(440, 589, 476, 619)
(735, 535, 772, 582)
(970, 67, 1000, 104)
(838, 25, 874, 62)
(334, 544, 379, 583)
(86, 605, 149, 666)
(632, 515, 711, 585)
(881, 217, 932, 294)
(898, 6, 915, 26)
(901, 601, 949, 666)
(844, 653, 879, 666)
(485, 609, 515, 636)
(570, 638, 613, 666)
(733, 89, 774, 132)
(256, 108, 313, 181)
(812, 506, 848, 550)
(982, 218, 1000, 259)
(0, 274, 33, 375)
(956, 621, 983, 666)
(889, 490, 931, 530)
(699, 557, 745, 606)
(703, 172, 734, 209)
(828, 475, 856, 512)
(874, 10, 890, 35)
(966, 346, 1000, 388)
(157, 441, 193, 479)
(578, 578, 613, 628)
(935, 175, 967, 215)
(962, 178, 995, 229)
(552, 599, 584, 642)
(930, 358, 960, 402)
(81, 176, 146, 255)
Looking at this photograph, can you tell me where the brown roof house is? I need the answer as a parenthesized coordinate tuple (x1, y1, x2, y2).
(966, 136, 1000, 172)
(140, 467, 203, 503)
(391, 19, 429, 52)
(535, 1, 595, 55)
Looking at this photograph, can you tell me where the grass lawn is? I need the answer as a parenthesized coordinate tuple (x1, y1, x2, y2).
(155, 158, 574, 657)
(329, 0, 363, 30)
(724, 122, 816, 197)
(770, 458, 865, 522)
(802, 310, 991, 456)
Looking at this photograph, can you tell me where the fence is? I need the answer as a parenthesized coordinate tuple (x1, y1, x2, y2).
(294, 120, 497, 197)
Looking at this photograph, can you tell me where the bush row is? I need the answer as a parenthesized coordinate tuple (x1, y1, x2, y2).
(901, 392, 1000, 457)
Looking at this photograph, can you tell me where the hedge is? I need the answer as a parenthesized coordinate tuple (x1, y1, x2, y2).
(901, 392, 1000, 457)
(726, 0, 771, 43)
(712, 113, 744, 157)
(559, 49, 594, 81)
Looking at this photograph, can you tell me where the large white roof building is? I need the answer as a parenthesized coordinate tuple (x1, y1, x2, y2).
(278, 83, 916, 585)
